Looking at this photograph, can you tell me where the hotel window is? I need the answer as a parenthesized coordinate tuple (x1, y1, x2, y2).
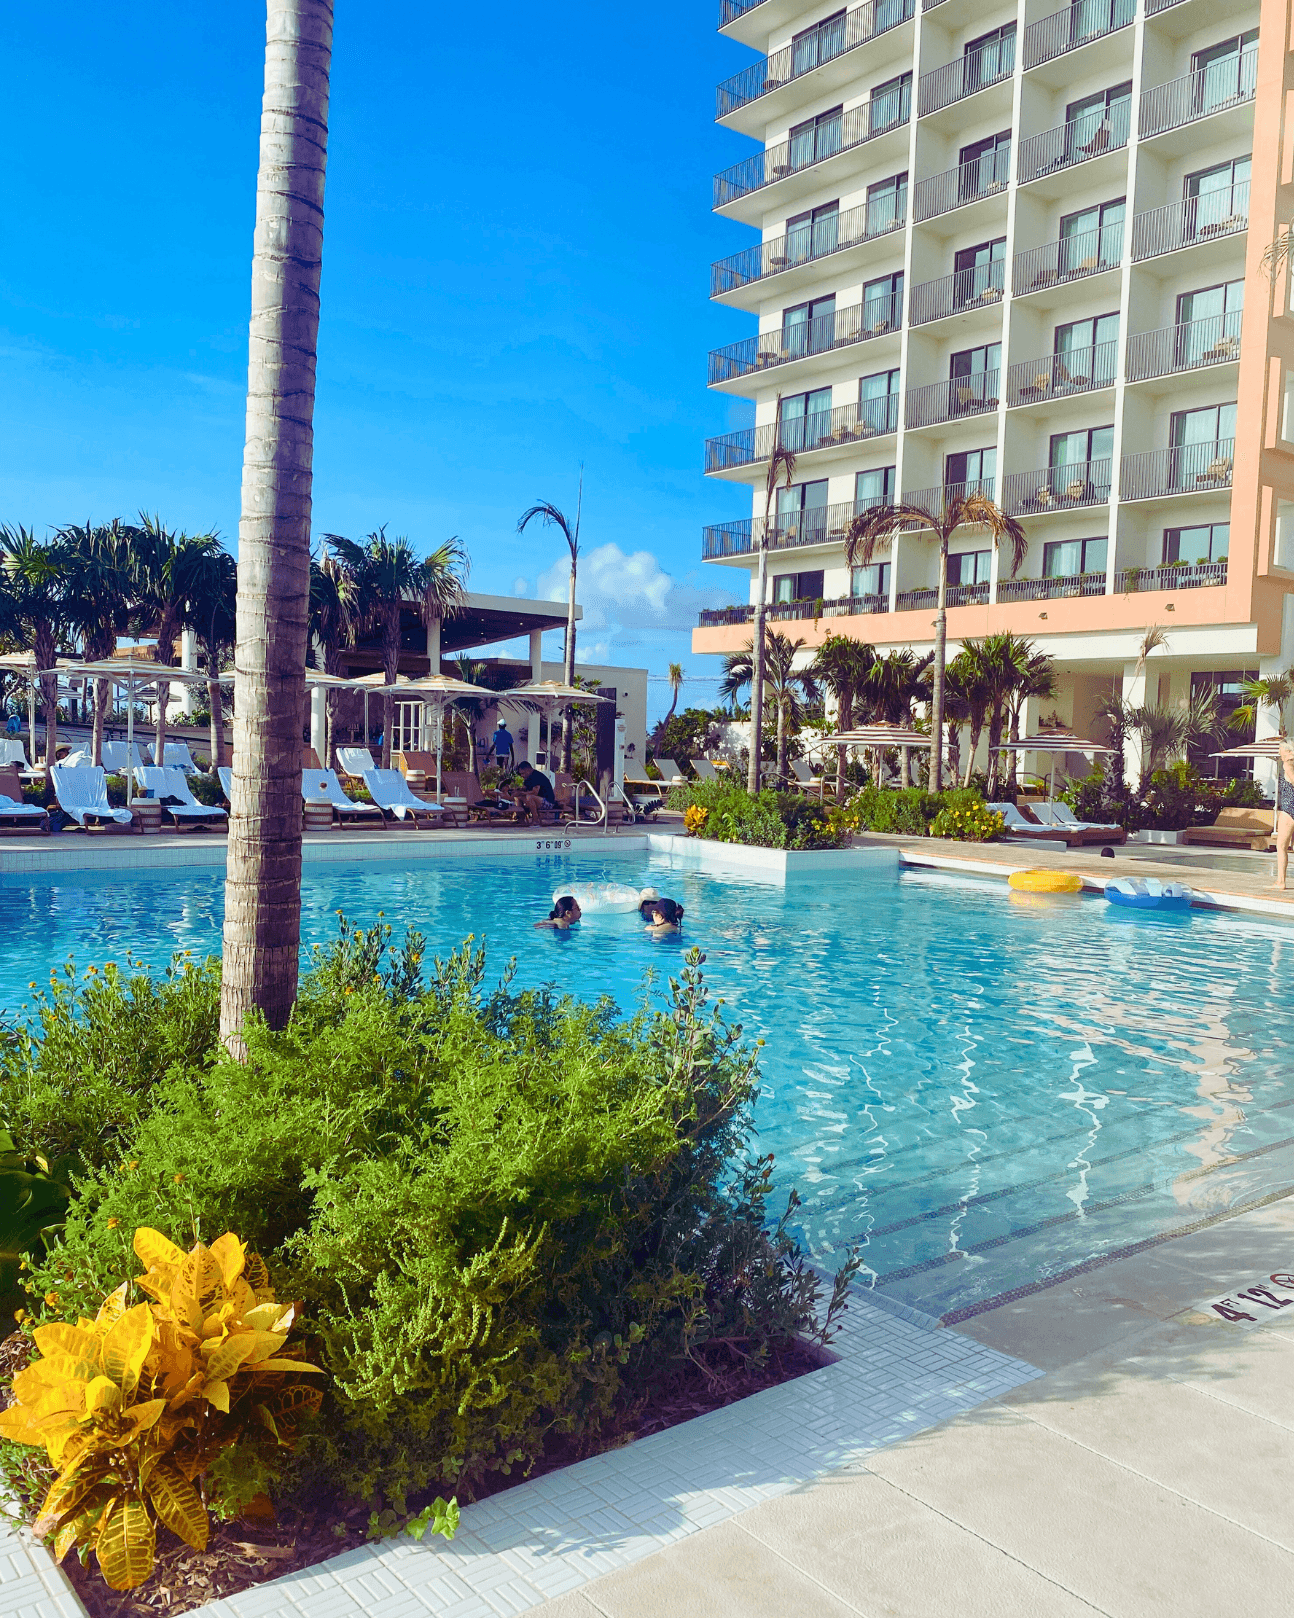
(780, 387, 833, 451)
(855, 465, 896, 510)
(1042, 536, 1107, 577)
(776, 479, 830, 535)
(964, 23, 1015, 91)
(852, 561, 891, 598)
(772, 568, 825, 603)
(1059, 197, 1124, 273)
(870, 72, 912, 131)
(782, 295, 836, 358)
(945, 446, 996, 491)
(1184, 156, 1250, 237)
(1055, 313, 1119, 383)
(958, 131, 1011, 199)
(1050, 425, 1114, 472)
(1175, 279, 1243, 364)
(866, 171, 908, 232)
(860, 368, 900, 433)
(952, 238, 1006, 307)
(792, 9, 846, 76)
(1192, 30, 1258, 115)
(862, 271, 903, 333)
(946, 550, 991, 586)
(1163, 523, 1229, 565)
(786, 201, 839, 265)
(1190, 670, 1254, 778)
(789, 105, 843, 171)
(949, 342, 1000, 410)
(1065, 81, 1131, 158)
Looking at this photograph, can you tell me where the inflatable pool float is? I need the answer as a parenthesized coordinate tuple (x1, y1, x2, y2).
(1008, 869, 1083, 894)
(1105, 877, 1192, 912)
(552, 882, 648, 914)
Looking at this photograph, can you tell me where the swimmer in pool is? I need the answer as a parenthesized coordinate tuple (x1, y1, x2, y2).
(642, 897, 683, 933)
(536, 895, 581, 930)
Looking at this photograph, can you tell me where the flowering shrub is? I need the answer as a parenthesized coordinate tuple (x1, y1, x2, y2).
(669, 779, 845, 850)
(683, 804, 709, 836)
(929, 801, 1005, 842)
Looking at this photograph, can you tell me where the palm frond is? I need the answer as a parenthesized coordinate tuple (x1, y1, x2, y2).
(844, 504, 928, 567)
(1134, 623, 1169, 677)
(518, 501, 578, 561)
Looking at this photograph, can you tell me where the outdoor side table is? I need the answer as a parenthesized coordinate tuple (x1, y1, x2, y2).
(303, 800, 333, 832)
(132, 799, 163, 835)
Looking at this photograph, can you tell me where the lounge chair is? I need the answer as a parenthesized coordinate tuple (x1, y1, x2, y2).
(0, 765, 49, 834)
(652, 757, 689, 788)
(987, 802, 1086, 847)
(50, 765, 135, 829)
(363, 768, 446, 826)
(0, 740, 31, 772)
(790, 758, 831, 794)
(692, 759, 722, 782)
(1030, 801, 1126, 844)
(303, 768, 385, 828)
(1181, 807, 1275, 850)
(337, 746, 377, 779)
(102, 741, 148, 775)
(623, 775, 664, 819)
(217, 766, 233, 803)
(147, 742, 198, 774)
(134, 767, 228, 831)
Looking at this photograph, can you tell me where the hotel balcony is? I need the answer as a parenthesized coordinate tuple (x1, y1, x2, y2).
(1006, 341, 1117, 408)
(1119, 439, 1235, 501)
(1022, 0, 1134, 71)
(913, 148, 1010, 223)
(704, 395, 900, 476)
(905, 369, 1000, 430)
(1130, 183, 1249, 262)
(918, 39, 1014, 118)
(702, 499, 866, 560)
(711, 194, 905, 302)
(1001, 458, 1113, 517)
(713, 87, 911, 217)
(1115, 560, 1228, 591)
(699, 594, 890, 627)
(1017, 101, 1130, 188)
(998, 572, 1108, 601)
(1139, 48, 1257, 141)
(708, 292, 902, 388)
(715, 0, 915, 128)
(1125, 314, 1242, 384)
(900, 478, 996, 517)
(896, 582, 988, 610)
(908, 262, 1003, 327)
(1013, 222, 1122, 298)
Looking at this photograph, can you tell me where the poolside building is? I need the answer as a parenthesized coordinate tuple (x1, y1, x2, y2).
(698, 0, 1294, 779)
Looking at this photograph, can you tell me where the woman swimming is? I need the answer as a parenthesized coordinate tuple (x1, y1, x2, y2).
(536, 895, 582, 930)
(642, 897, 684, 933)
(1273, 742, 1294, 890)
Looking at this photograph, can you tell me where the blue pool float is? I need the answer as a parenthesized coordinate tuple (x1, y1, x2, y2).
(1104, 877, 1192, 912)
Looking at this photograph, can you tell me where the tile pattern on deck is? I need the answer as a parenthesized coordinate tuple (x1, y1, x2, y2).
(0, 1291, 1039, 1618)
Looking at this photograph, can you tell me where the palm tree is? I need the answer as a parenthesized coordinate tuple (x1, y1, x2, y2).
(846, 491, 1026, 791)
(663, 661, 684, 727)
(308, 552, 357, 767)
(1004, 645, 1056, 791)
(721, 630, 814, 782)
(133, 517, 223, 772)
(221, 0, 334, 1054)
(325, 528, 467, 768)
(1131, 690, 1228, 795)
(181, 543, 238, 769)
(518, 483, 581, 770)
(748, 400, 796, 792)
(859, 649, 931, 784)
(812, 635, 876, 795)
(976, 633, 1032, 796)
(0, 525, 73, 767)
(1232, 671, 1293, 738)
(946, 644, 993, 788)
(59, 520, 136, 767)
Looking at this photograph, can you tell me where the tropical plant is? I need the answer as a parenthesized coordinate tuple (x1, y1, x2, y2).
(220, 0, 334, 1053)
(307, 552, 357, 768)
(846, 491, 1026, 790)
(929, 800, 1004, 842)
(0, 1227, 327, 1589)
(1003, 645, 1056, 791)
(858, 649, 932, 785)
(669, 776, 843, 850)
(749, 404, 796, 792)
(180, 543, 238, 770)
(811, 636, 875, 796)
(945, 648, 992, 789)
(1232, 671, 1293, 737)
(0, 1127, 68, 1314)
(0, 526, 72, 767)
(720, 631, 815, 781)
(58, 521, 137, 768)
(518, 487, 581, 769)
(131, 518, 224, 776)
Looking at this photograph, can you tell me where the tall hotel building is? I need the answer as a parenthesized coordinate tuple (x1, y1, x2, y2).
(698, 0, 1294, 765)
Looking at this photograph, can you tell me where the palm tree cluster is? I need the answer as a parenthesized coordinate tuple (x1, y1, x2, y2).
(943, 633, 1055, 795)
(0, 518, 235, 769)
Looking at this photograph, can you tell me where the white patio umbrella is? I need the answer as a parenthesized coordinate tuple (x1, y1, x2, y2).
(995, 730, 1116, 800)
(0, 650, 62, 769)
(498, 681, 614, 777)
(1209, 737, 1289, 759)
(803, 724, 932, 790)
(376, 673, 498, 799)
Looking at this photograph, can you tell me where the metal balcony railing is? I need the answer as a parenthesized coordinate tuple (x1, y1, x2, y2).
(711, 192, 907, 296)
(698, 594, 890, 627)
(714, 87, 911, 207)
(1140, 47, 1257, 140)
(701, 499, 868, 559)
(998, 573, 1108, 602)
(1125, 312, 1243, 383)
(1023, 0, 1135, 70)
(1120, 439, 1235, 501)
(1144, 0, 1185, 13)
(906, 369, 1001, 429)
(1013, 222, 1123, 294)
(704, 396, 901, 472)
(918, 36, 1015, 117)
(1002, 458, 1113, 515)
(718, 0, 766, 25)
(1018, 98, 1130, 185)
(708, 293, 902, 384)
(1115, 560, 1228, 591)
(900, 479, 996, 517)
(1006, 340, 1118, 406)
(913, 147, 1011, 221)
(1130, 184, 1249, 262)
(715, 0, 916, 118)
(909, 260, 1004, 325)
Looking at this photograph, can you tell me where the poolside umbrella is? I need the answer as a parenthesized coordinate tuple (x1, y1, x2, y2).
(498, 681, 614, 778)
(376, 673, 497, 799)
(995, 731, 1115, 800)
(806, 723, 931, 791)
(0, 650, 62, 771)
(1209, 738, 1289, 758)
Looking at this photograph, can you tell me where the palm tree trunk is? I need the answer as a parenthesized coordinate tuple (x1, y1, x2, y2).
(836, 690, 852, 797)
(35, 622, 57, 769)
(963, 720, 983, 789)
(929, 541, 948, 793)
(776, 694, 787, 783)
(381, 609, 398, 769)
(204, 642, 226, 769)
(220, 0, 332, 1054)
(562, 560, 577, 773)
(1007, 702, 1022, 791)
(92, 678, 109, 768)
(749, 544, 768, 793)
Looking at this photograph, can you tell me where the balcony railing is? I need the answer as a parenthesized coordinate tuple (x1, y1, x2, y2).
(1002, 458, 1113, 515)
(1140, 47, 1257, 140)
(1144, 0, 1185, 13)
(900, 479, 996, 517)
(913, 147, 1010, 221)
(909, 260, 1004, 325)
(718, 0, 765, 25)
(1120, 438, 1235, 500)
(702, 499, 868, 559)
(998, 573, 1108, 602)
(906, 369, 1001, 429)
(918, 37, 1015, 117)
(1018, 98, 1130, 185)
(1125, 312, 1243, 383)
(708, 293, 902, 384)
(1115, 561, 1228, 591)
(1013, 221, 1123, 294)
(711, 192, 906, 296)
(714, 87, 911, 207)
(699, 594, 890, 627)
(1006, 341, 1118, 407)
(715, 0, 916, 118)
(1023, 0, 1135, 70)
(704, 396, 900, 472)
(1130, 183, 1249, 261)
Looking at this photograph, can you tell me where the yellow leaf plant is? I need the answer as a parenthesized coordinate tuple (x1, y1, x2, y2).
(0, 1227, 323, 1590)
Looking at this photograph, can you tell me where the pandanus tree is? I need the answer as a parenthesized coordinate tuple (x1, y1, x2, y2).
(748, 403, 796, 792)
(721, 629, 815, 782)
(846, 491, 1026, 791)
(811, 635, 876, 796)
(220, 0, 334, 1054)
(0, 525, 73, 767)
(517, 489, 581, 771)
(945, 645, 993, 788)
(307, 551, 357, 767)
(180, 542, 238, 769)
(324, 528, 467, 768)
(59, 520, 136, 766)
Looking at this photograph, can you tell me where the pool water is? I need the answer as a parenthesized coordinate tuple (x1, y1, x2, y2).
(3, 852, 1293, 1321)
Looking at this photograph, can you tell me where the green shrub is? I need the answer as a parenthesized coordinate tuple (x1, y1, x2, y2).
(930, 801, 1004, 842)
(187, 771, 224, 806)
(836, 785, 997, 839)
(666, 778, 843, 850)
(9, 927, 855, 1511)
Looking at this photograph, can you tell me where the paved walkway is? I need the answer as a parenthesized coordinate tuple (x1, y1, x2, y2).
(527, 1193, 1294, 1618)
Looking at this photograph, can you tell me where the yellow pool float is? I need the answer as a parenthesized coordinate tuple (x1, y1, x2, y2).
(1008, 869, 1084, 895)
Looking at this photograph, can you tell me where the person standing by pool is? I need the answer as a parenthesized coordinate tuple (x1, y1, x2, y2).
(491, 719, 514, 770)
(1273, 741, 1294, 890)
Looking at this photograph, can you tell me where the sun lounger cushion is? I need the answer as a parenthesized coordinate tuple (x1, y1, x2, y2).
(337, 747, 377, 777)
(148, 742, 198, 774)
(135, 767, 226, 821)
(102, 742, 148, 774)
(0, 794, 49, 821)
(50, 765, 134, 825)
(363, 768, 445, 820)
(303, 769, 383, 817)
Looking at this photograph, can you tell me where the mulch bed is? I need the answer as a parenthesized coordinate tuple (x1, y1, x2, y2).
(2, 1333, 826, 1618)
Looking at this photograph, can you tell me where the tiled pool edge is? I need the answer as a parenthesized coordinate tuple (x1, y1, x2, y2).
(0, 1287, 1040, 1618)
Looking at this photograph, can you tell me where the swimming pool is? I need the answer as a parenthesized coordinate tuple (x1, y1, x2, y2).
(3, 850, 1293, 1321)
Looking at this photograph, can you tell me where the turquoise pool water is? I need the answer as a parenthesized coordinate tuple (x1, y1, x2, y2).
(3, 852, 1293, 1321)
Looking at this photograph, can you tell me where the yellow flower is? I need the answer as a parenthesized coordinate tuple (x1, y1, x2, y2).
(106, 1218, 120, 1230)
(173, 1173, 184, 1185)
(44, 1291, 59, 1307)
(13, 1309, 25, 1325)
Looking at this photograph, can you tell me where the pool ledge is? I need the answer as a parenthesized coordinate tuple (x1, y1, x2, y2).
(646, 834, 898, 882)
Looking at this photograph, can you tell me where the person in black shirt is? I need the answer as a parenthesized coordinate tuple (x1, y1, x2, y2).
(514, 761, 556, 825)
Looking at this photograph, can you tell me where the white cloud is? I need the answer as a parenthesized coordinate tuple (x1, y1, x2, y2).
(536, 543, 732, 633)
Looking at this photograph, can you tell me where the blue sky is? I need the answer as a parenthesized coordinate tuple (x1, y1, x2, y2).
(0, 3, 766, 720)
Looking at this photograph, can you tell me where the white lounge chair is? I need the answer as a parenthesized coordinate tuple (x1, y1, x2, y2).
(102, 741, 148, 774)
(790, 758, 830, 793)
(135, 767, 228, 830)
(1030, 801, 1125, 843)
(691, 759, 722, 782)
(987, 802, 1085, 847)
(217, 766, 233, 802)
(337, 746, 377, 778)
(652, 757, 688, 787)
(303, 768, 385, 827)
(0, 790, 50, 833)
(0, 739, 31, 770)
(363, 768, 445, 826)
(50, 765, 134, 828)
(60, 749, 93, 769)
(147, 741, 198, 774)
